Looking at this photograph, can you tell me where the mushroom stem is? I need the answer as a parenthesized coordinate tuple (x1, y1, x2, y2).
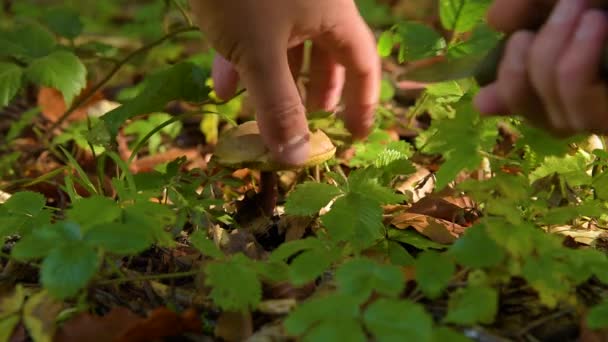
(259, 171, 278, 217)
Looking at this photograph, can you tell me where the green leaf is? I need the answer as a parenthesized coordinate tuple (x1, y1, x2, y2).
(444, 285, 498, 325)
(521, 255, 572, 308)
(447, 24, 501, 58)
(356, 0, 394, 26)
(269, 237, 325, 263)
(448, 224, 505, 268)
(1, 191, 45, 216)
(322, 192, 384, 249)
(284, 294, 362, 338)
(388, 229, 448, 250)
(189, 230, 223, 259)
(364, 299, 433, 342)
(205, 254, 261, 311)
(100, 62, 211, 138)
(122, 201, 176, 246)
(336, 258, 404, 302)
(303, 318, 366, 342)
(25, 51, 86, 105)
(394, 22, 445, 62)
(0, 23, 56, 59)
(439, 0, 491, 33)
(67, 196, 121, 231)
(0, 315, 21, 342)
(43, 7, 83, 39)
(12, 222, 81, 260)
(432, 327, 473, 342)
(415, 251, 455, 299)
(587, 300, 608, 330)
(349, 175, 405, 205)
(530, 152, 592, 187)
(289, 248, 335, 286)
(285, 182, 342, 216)
(84, 222, 151, 255)
(0, 63, 23, 107)
(41, 243, 99, 299)
(388, 241, 415, 266)
(378, 31, 395, 57)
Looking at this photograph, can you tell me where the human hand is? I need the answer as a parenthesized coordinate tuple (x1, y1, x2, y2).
(474, 0, 608, 135)
(188, 0, 380, 165)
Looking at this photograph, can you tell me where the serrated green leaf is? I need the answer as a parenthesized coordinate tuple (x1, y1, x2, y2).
(483, 219, 537, 259)
(364, 299, 433, 342)
(0, 23, 56, 59)
(84, 222, 151, 255)
(25, 51, 86, 105)
(336, 258, 404, 302)
(284, 293, 361, 336)
(521, 255, 572, 308)
(205, 254, 261, 311)
(447, 23, 501, 58)
(12, 222, 81, 260)
(285, 182, 342, 216)
(289, 248, 335, 286)
(101, 62, 211, 137)
(388, 241, 415, 266)
(394, 22, 445, 62)
(439, 0, 491, 33)
(415, 251, 455, 299)
(322, 192, 384, 249)
(304, 318, 366, 342)
(43, 7, 83, 39)
(269, 237, 325, 263)
(448, 224, 505, 268)
(530, 152, 592, 187)
(2, 191, 45, 216)
(189, 230, 223, 259)
(67, 196, 121, 231)
(349, 177, 404, 205)
(444, 285, 498, 325)
(0, 63, 22, 107)
(538, 201, 606, 225)
(587, 300, 608, 330)
(388, 229, 448, 250)
(433, 327, 473, 342)
(122, 201, 175, 246)
(41, 243, 99, 299)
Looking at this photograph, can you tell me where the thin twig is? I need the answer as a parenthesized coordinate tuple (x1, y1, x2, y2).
(46, 26, 200, 136)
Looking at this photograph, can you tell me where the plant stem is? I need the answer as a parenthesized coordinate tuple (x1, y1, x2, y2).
(260, 171, 278, 217)
(46, 26, 199, 136)
(97, 269, 202, 285)
(171, 0, 193, 27)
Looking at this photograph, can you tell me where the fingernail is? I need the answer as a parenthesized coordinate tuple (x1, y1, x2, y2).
(276, 134, 310, 165)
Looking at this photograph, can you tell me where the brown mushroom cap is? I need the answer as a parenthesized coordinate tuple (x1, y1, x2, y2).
(213, 121, 336, 171)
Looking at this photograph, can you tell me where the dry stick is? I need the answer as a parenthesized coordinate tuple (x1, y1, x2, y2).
(45, 26, 200, 138)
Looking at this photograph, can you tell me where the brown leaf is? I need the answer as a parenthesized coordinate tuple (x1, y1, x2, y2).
(214, 311, 252, 342)
(55, 307, 202, 342)
(391, 212, 463, 244)
(37, 85, 104, 123)
(407, 196, 468, 226)
(54, 307, 141, 342)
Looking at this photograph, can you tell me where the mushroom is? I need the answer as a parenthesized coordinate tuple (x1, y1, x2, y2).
(213, 121, 336, 216)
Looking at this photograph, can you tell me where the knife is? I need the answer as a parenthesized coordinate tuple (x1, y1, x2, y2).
(398, 37, 608, 86)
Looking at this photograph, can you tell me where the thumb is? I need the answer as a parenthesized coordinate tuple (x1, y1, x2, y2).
(235, 43, 310, 166)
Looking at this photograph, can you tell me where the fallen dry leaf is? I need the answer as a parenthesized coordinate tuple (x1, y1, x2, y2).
(55, 306, 202, 342)
(37, 85, 104, 124)
(391, 212, 464, 244)
(215, 310, 253, 342)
